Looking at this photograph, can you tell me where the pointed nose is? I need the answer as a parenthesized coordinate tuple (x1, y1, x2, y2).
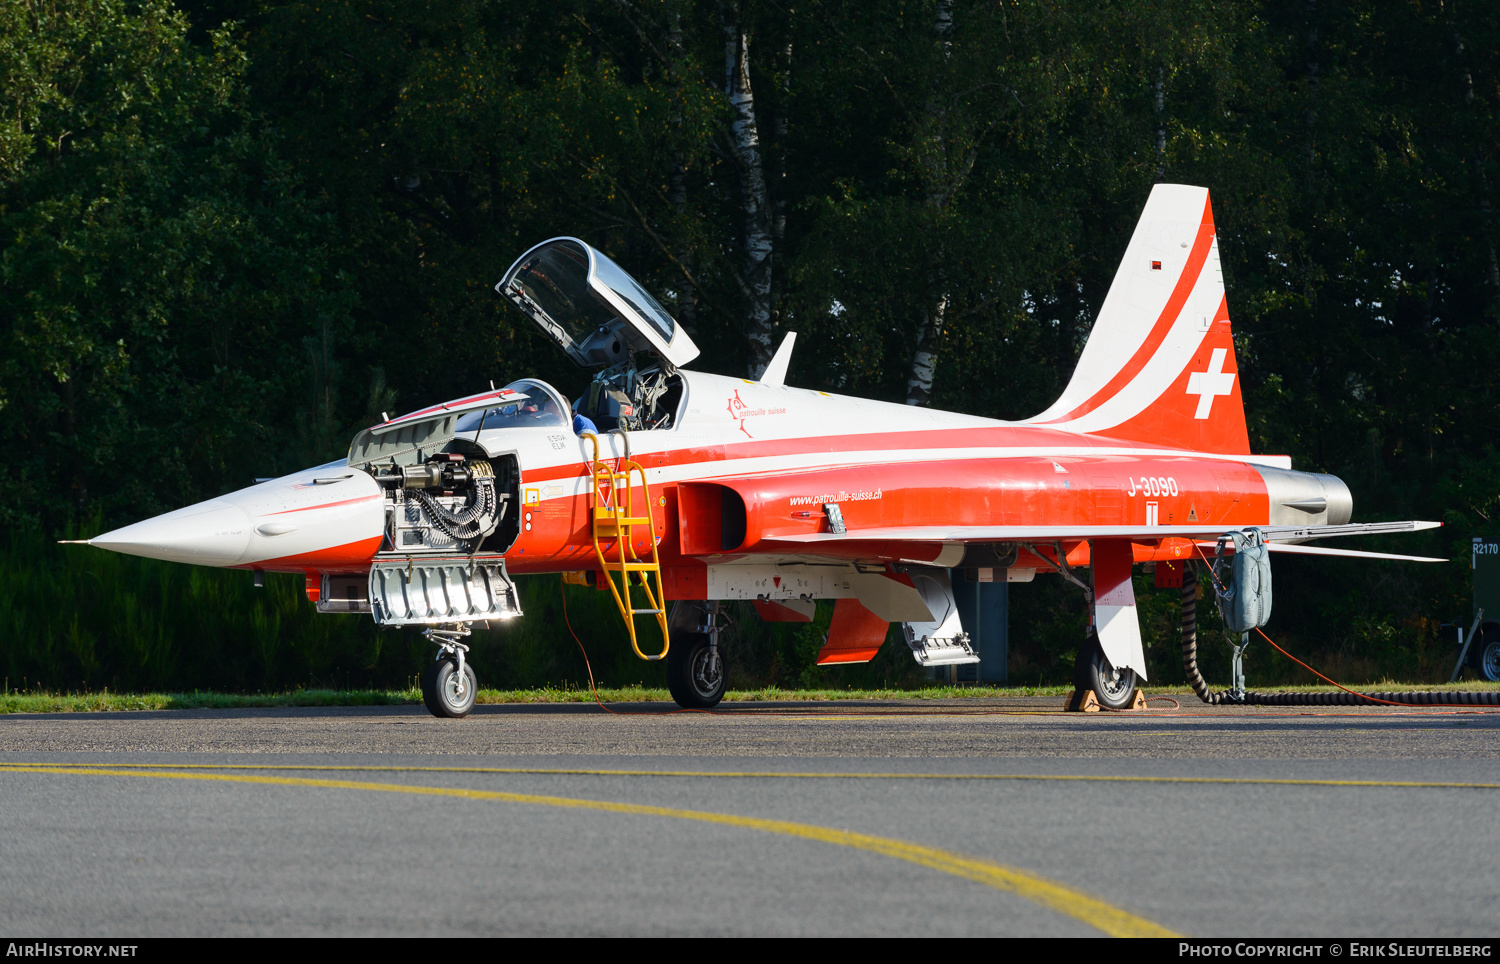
(91, 499, 253, 566)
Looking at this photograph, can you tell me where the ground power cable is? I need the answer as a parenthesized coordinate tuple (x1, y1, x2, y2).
(1183, 546, 1500, 708)
(559, 575, 711, 716)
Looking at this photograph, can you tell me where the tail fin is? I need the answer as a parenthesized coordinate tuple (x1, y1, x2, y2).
(1025, 184, 1250, 454)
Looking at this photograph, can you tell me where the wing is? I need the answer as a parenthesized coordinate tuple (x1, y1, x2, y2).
(771, 520, 1442, 558)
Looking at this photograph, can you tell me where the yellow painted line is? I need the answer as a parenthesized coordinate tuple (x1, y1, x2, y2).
(3, 763, 1176, 938)
(1, 761, 1495, 791)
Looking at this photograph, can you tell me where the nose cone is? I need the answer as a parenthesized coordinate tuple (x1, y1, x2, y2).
(91, 499, 253, 566)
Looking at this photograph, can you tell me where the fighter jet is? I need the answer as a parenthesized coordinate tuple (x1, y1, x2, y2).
(84, 184, 1440, 716)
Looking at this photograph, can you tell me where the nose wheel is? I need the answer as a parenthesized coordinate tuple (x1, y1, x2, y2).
(421, 624, 478, 718)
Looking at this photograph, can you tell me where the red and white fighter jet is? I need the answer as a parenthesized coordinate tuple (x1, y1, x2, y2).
(85, 184, 1440, 716)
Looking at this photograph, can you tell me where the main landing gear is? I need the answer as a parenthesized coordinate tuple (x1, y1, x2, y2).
(666, 602, 726, 709)
(1073, 630, 1139, 711)
(421, 623, 477, 718)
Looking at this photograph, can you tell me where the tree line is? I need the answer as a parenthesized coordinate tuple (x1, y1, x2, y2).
(3, 0, 1497, 690)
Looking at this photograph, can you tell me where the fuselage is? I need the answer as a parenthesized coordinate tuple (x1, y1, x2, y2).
(91, 368, 1350, 596)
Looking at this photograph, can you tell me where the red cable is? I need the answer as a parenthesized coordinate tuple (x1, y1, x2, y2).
(559, 576, 709, 716)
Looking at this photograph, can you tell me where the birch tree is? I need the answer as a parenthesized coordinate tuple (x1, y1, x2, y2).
(904, 0, 960, 407)
(720, 2, 777, 377)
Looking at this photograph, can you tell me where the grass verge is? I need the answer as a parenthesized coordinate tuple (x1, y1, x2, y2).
(3, 680, 1500, 713)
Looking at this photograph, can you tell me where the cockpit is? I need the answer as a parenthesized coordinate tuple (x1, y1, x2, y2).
(454, 380, 570, 434)
(344, 240, 696, 564)
(496, 237, 698, 434)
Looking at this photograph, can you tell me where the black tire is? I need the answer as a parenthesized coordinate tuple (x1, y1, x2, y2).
(1073, 631, 1097, 693)
(1074, 631, 1139, 710)
(421, 657, 477, 718)
(1471, 626, 1500, 682)
(666, 632, 725, 709)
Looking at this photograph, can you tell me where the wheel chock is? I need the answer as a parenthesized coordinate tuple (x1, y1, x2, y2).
(1064, 689, 1147, 712)
(1065, 689, 1101, 712)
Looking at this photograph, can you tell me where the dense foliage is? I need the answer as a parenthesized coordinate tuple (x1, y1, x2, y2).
(3, 0, 1497, 692)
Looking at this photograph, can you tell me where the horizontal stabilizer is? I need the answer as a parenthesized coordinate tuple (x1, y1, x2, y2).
(1213, 543, 1447, 563)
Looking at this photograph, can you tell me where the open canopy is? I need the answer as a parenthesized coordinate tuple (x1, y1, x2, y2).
(496, 238, 700, 369)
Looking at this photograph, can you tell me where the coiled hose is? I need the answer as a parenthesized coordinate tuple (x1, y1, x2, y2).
(1179, 561, 1500, 707)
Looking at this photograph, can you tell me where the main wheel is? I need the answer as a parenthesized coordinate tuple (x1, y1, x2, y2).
(1471, 626, 1500, 682)
(1074, 631, 1139, 710)
(666, 632, 725, 709)
(422, 657, 478, 718)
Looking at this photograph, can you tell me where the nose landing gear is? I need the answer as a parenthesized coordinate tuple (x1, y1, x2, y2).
(421, 623, 478, 718)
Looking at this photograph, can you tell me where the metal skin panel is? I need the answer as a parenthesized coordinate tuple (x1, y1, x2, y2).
(703, 564, 932, 622)
(368, 557, 521, 627)
(1254, 464, 1354, 527)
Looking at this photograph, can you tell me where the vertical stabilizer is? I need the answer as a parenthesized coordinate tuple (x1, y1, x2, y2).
(1026, 184, 1250, 454)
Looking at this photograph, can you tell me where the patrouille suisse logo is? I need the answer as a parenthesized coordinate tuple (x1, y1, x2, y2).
(726, 389, 787, 439)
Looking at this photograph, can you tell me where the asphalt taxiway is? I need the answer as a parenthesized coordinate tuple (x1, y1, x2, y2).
(2, 697, 1497, 936)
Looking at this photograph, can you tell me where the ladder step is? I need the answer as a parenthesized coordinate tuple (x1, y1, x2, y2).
(585, 450, 668, 660)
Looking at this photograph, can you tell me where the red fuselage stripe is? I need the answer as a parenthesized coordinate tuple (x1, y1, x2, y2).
(264, 494, 383, 516)
(512, 421, 1266, 486)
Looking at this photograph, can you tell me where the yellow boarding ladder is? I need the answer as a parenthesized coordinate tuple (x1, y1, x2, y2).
(583, 432, 670, 660)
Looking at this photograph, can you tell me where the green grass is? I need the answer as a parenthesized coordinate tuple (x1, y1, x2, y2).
(5, 680, 1500, 713)
(0, 684, 1064, 712)
(0, 689, 420, 713)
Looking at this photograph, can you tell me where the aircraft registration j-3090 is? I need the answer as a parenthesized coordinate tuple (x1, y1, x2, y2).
(82, 184, 1442, 716)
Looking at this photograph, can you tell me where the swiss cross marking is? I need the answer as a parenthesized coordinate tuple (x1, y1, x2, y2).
(1186, 347, 1235, 419)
